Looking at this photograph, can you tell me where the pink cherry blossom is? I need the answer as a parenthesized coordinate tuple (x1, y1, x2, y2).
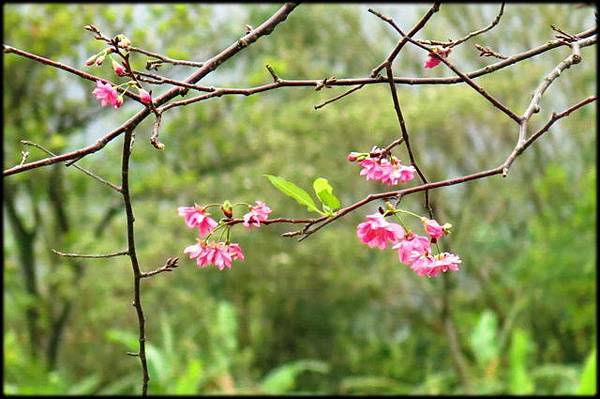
(359, 157, 415, 186)
(424, 47, 452, 69)
(92, 81, 120, 108)
(178, 205, 218, 236)
(242, 201, 272, 228)
(359, 158, 390, 182)
(393, 232, 431, 265)
(227, 243, 245, 261)
(357, 213, 404, 249)
(410, 252, 461, 277)
(139, 89, 152, 104)
(381, 163, 416, 185)
(421, 218, 446, 239)
(424, 55, 443, 69)
(184, 241, 244, 270)
(112, 60, 126, 76)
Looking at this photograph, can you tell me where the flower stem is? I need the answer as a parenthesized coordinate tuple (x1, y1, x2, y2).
(393, 208, 422, 219)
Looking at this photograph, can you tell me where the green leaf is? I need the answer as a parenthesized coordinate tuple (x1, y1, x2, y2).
(313, 177, 341, 212)
(469, 310, 499, 367)
(260, 360, 329, 394)
(265, 175, 322, 214)
(577, 348, 596, 394)
(508, 328, 535, 394)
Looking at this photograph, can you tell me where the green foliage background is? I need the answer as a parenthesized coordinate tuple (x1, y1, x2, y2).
(3, 4, 596, 395)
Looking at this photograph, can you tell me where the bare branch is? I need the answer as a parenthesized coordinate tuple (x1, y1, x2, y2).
(51, 249, 128, 258)
(20, 140, 122, 192)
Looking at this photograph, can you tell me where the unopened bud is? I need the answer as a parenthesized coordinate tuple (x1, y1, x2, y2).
(84, 54, 98, 66)
(221, 200, 234, 219)
(95, 54, 106, 66)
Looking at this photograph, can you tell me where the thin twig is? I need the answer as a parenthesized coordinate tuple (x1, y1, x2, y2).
(51, 249, 128, 258)
(474, 43, 508, 59)
(141, 257, 179, 278)
(417, 3, 505, 48)
(314, 84, 365, 110)
(20, 140, 122, 192)
(150, 114, 164, 150)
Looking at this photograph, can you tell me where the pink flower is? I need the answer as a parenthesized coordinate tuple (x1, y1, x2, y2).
(359, 158, 390, 182)
(421, 218, 451, 239)
(381, 163, 416, 185)
(424, 55, 443, 69)
(359, 157, 415, 186)
(184, 241, 244, 270)
(139, 89, 152, 104)
(92, 81, 120, 108)
(112, 60, 126, 76)
(242, 201, 272, 228)
(410, 252, 461, 277)
(424, 47, 452, 69)
(178, 205, 218, 236)
(393, 232, 431, 265)
(357, 213, 404, 249)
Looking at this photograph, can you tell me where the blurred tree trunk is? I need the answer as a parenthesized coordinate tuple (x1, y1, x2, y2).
(4, 182, 42, 357)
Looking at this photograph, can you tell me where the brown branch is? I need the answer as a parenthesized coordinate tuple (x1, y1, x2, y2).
(51, 249, 129, 258)
(474, 43, 508, 59)
(120, 128, 150, 396)
(140, 257, 179, 278)
(134, 70, 216, 92)
(150, 114, 164, 150)
(418, 3, 505, 48)
(314, 83, 366, 110)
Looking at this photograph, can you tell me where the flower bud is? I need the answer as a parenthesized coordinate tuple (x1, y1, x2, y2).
(84, 54, 98, 66)
(139, 89, 152, 104)
(347, 152, 360, 162)
(112, 60, 126, 76)
(95, 54, 106, 66)
(114, 95, 124, 109)
(221, 200, 233, 219)
(116, 34, 131, 49)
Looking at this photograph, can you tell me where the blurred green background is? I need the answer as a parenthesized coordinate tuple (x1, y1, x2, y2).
(3, 3, 596, 395)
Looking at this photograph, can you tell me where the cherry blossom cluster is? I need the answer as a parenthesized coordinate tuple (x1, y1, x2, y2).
(347, 146, 416, 185)
(178, 201, 272, 270)
(85, 34, 153, 109)
(356, 208, 461, 278)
